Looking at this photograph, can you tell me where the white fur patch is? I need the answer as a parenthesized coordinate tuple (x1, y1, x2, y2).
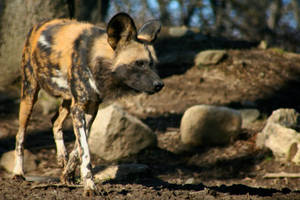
(87, 70, 100, 94)
(54, 133, 67, 159)
(51, 77, 69, 89)
(13, 152, 24, 175)
(89, 78, 100, 94)
(79, 126, 91, 178)
(38, 35, 51, 48)
(13, 129, 25, 175)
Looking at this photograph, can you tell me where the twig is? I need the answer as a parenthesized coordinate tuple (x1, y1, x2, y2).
(263, 172, 300, 178)
(31, 183, 83, 189)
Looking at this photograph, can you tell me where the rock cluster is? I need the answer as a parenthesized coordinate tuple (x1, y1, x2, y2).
(256, 109, 300, 164)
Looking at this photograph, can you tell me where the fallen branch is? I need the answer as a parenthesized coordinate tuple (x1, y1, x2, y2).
(263, 172, 300, 178)
(31, 183, 83, 189)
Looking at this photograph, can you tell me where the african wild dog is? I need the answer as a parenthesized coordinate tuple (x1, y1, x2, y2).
(13, 13, 163, 196)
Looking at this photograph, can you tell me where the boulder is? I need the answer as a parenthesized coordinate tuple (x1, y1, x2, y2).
(88, 104, 156, 161)
(94, 164, 149, 181)
(194, 50, 227, 67)
(0, 149, 37, 173)
(180, 105, 242, 146)
(238, 109, 260, 126)
(256, 109, 300, 164)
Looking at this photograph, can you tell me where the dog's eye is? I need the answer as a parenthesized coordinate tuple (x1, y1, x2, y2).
(135, 60, 146, 68)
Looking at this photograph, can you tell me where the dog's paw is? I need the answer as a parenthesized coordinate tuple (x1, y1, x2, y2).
(83, 186, 99, 196)
(57, 155, 68, 168)
(83, 188, 98, 197)
(60, 172, 75, 185)
(83, 179, 98, 196)
(12, 174, 25, 182)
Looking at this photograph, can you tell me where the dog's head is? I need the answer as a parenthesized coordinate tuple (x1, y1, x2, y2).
(107, 13, 164, 94)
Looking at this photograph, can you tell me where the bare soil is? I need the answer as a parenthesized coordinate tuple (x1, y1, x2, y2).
(1, 49, 300, 199)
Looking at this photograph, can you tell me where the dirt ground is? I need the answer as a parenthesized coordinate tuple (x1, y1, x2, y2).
(1, 49, 300, 199)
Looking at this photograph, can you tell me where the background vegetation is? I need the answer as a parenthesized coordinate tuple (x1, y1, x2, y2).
(0, 0, 299, 87)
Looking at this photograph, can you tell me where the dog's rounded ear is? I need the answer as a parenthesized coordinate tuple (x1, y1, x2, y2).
(137, 20, 161, 43)
(107, 13, 137, 50)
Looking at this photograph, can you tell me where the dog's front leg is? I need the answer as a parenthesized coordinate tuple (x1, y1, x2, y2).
(70, 102, 96, 196)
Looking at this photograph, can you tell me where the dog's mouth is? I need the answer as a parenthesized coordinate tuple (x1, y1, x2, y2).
(145, 90, 156, 95)
(132, 87, 154, 95)
(123, 81, 163, 95)
(128, 86, 157, 95)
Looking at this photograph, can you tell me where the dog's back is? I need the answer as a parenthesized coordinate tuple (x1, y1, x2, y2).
(22, 19, 111, 99)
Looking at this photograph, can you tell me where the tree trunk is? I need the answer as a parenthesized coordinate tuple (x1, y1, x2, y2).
(267, 0, 282, 31)
(73, 0, 109, 23)
(0, 0, 70, 88)
(157, 0, 171, 25)
(210, 0, 227, 35)
(292, 0, 300, 29)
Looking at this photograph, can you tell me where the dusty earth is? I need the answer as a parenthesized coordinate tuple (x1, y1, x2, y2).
(1, 48, 300, 199)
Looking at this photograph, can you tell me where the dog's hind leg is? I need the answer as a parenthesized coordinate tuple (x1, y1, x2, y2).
(52, 100, 71, 168)
(13, 60, 39, 178)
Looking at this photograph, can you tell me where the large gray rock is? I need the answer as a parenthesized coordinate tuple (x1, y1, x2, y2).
(180, 105, 242, 146)
(0, 149, 37, 173)
(256, 109, 300, 164)
(88, 104, 156, 161)
(194, 50, 227, 67)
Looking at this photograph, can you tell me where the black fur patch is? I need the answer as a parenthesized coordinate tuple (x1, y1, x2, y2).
(21, 59, 35, 99)
(24, 27, 34, 48)
(38, 24, 63, 55)
(70, 28, 104, 102)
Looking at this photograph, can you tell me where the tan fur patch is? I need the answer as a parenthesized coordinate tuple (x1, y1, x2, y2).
(30, 19, 68, 56)
(52, 22, 94, 75)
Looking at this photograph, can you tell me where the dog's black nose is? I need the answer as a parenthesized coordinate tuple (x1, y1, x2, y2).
(153, 81, 164, 92)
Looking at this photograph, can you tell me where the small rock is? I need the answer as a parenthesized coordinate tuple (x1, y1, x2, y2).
(89, 104, 157, 161)
(0, 149, 37, 173)
(195, 50, 227, 67)
(258, 40, 268, 50)
(94, 164, 149, 181)
(185, 177, 196, 185)
(180, 105, 242, 147)
(169, 26, 188, 37)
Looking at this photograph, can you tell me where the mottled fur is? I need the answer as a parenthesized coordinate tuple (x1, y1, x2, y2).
(13, 13, 163, 196)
